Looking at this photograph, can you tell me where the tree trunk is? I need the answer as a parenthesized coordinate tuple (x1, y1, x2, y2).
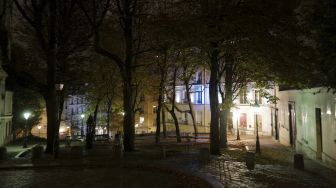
(44, 85, 57, 154)
(93, 100, 100, 139)
(107, 104, 111, 136)
(123, 78, 135, 151)
(155, 93, 162, 144)
(209, 46, 220, 155)
(219, 110, 228, 148)
(122, 0, 135, 152)
(162, 107, 167, 138)
(168, 110, 181, 142)
(186, 86, 198, 137)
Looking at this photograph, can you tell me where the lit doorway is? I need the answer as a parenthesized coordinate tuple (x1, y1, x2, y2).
(315, 108, 323, 160)
(288, 102, 296, 147)
(275, 108, 279, 140)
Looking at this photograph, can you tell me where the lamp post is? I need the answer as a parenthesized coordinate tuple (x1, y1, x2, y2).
(253, 103, 261, 154)
(233, 109, 240, 140)
(23, 112, 31, 148)
(81, 114, 85, 136)
(37, 125, 42, 137)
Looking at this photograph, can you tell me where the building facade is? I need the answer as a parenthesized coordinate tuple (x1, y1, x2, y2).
(166, 80, 276, 136)
(0, 67, 13, 146)
(61, 95, 88, 137)
(137, 68, 276, 137)
(277, 87, 336, 170)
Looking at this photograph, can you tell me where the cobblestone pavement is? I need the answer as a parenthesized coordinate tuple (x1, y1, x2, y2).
(200, 154, 332, 188)
(0, 167, 181, 188)
(197, 135, 335, 188)
(1, 135, 336, 188)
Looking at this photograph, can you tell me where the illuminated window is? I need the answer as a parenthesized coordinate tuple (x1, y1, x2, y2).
(140, 116, 144, 125)
(239, 89, 248, 104)
(176, 91, 181, 103)
(194, 86, 203, 104)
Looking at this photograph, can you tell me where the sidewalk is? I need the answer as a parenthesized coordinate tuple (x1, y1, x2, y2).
(223, 134, 336, 187)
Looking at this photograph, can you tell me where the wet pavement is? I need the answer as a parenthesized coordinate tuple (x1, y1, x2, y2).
(0, 167, 181, 188)
(200, 155, 332, 188)
(1, 135, 335, 188)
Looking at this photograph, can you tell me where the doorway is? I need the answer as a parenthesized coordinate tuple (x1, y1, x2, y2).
(288, 103, 296, 147)
(315, 108, 323, 160)
(274, 108, 279, 140)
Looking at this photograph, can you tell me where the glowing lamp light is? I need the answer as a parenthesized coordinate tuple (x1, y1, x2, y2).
(59, 127, 65, 133)
(23, 112, 31, 120)
(80, 114, 85, 119)
(233, 110, 240, 119)
(37, 125, 42, 130)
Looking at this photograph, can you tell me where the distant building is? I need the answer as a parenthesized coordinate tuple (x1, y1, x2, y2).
(277, 87, 336, 170)
(135, 94, 157, 134)
(61, 95, 88, 137)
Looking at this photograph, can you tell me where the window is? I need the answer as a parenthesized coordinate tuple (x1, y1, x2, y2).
(140, 116, 144, 125)
(239, 89, 248, 104)
(176, 91, 181, 103)
(255, 90, 263, 104)
(194, 86, 203, 104)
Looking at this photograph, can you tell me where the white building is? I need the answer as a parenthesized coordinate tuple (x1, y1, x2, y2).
(0, 67, 13, 147)
(277, 87, 336, 170)
(61, 95, 88, 137)
(33, 95, 88, 139)
(164, 69, 276, 136)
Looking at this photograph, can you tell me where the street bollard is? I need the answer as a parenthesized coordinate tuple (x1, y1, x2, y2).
(246, 151, 255, 170)
(294, 154, 304, 170)
(0, 147, 7, 160)
(32, 145, 44, 159)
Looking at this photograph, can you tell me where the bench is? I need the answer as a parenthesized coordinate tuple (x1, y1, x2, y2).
(158, 142, 193, 158)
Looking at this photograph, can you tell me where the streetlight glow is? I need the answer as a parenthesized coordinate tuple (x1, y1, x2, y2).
(23, 112, 31, 148)
(23, 112, 31, 120)
(81, 114, 85, 119)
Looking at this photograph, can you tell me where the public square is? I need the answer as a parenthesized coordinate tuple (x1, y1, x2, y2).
(1, 134, 335, 188)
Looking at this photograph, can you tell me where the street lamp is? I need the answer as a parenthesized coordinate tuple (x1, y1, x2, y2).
(233, 109, 240, 140)
(23, 112, 31, 148)
(37, 125, 42, 137)
(253, 102, 261, 154)
(81, 114, 85, 136)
